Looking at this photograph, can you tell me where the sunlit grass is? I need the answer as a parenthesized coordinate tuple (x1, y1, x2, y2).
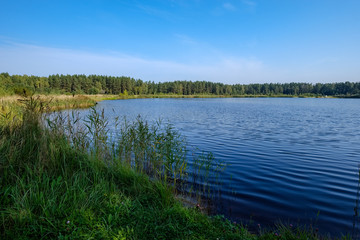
(0, 96, 352, 239)
(0, 96, 248, 239)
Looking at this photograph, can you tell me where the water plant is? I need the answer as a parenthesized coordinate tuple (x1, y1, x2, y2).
(0, 95, 250, 239)
(48, 106, 218, 199)
(0, 96, 349, 239)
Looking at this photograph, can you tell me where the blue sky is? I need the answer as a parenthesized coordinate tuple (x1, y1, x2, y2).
(0, 0, 359, 84)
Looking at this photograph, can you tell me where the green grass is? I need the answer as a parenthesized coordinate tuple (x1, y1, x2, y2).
(0, 96, 251, 239)
(0, 96, 352, 239)
(0, 95, 98, 125)
(115, 93, 347, 100)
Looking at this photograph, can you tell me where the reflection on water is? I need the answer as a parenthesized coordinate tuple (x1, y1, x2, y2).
(352, 165, 360, 239)
(70, 98, 360, 236)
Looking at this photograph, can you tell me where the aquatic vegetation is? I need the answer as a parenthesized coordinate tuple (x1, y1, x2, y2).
(0, 96, 250, 239)
(0, 96, 351, 239)
(48, 105, 223, 200)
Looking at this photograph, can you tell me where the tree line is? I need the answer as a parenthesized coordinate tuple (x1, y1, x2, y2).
(1, 72, 359, 97)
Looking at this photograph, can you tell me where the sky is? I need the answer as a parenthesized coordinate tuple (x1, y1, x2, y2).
(0, 0, 359, 84)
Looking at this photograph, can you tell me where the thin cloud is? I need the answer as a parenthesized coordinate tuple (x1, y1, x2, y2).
(3, 41, 353, 84)
(241, 0, 256, 6)
(136, 4, 177, 21)
(0, 42, 269, 84)
(313, 57, 338, 65)
(223, 3, 236, 11)
(174, 34, 199, 45)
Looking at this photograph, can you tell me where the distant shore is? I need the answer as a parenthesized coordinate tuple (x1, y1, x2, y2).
(1, 93, 358, 117)
(1, 94, 351, 239)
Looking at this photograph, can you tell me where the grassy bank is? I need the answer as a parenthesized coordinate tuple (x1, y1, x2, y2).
(0, 94, 118, 112)
(0, 97, 249, 239)
(110, 93, 358, 100)
(0, 93, 334, 124)
(116, 93, 340, 99)
(0, 94, 120, 125)
(0, 97, 350, 239)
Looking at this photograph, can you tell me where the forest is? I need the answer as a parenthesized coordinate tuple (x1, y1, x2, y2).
(1, 72, 359, 97)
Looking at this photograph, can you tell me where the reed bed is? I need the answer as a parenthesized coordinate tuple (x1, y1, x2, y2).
(49, 105, 226, 200)
(0, 96, 348, 239)
(0, 96, 250, 239)
(0, 94, 98, 126)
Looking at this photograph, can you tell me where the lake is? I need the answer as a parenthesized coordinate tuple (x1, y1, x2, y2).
(73, 97, 360, 236)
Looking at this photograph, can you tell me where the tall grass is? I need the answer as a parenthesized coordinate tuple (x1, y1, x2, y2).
(0, 96, 349, 239)
(48, 105, 223, 201)
(0, 95, 255, 239)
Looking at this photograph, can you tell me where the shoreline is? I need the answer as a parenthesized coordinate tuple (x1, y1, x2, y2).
(0, 94, 352, 239)
(109, 94, 359, 100)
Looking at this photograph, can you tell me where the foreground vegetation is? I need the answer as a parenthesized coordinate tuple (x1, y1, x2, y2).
(0, 97, 352, 239)
(0, 94, 122, 126)
(1, 72, 360, 97)
(0, 97, 242, 239)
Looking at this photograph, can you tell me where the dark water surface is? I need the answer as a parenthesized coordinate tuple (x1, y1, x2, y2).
(79, 98, 360, 236)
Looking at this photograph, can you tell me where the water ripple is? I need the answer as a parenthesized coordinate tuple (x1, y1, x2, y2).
(81, 98, 360, 236)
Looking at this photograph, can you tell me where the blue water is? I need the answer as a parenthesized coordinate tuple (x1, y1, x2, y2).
(76, 98, 360, 235)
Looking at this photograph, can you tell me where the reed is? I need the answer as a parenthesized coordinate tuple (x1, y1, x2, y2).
(1, 95, 252, 239)
(0, 96, 347, 239)
(49, 106, 216, 198)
